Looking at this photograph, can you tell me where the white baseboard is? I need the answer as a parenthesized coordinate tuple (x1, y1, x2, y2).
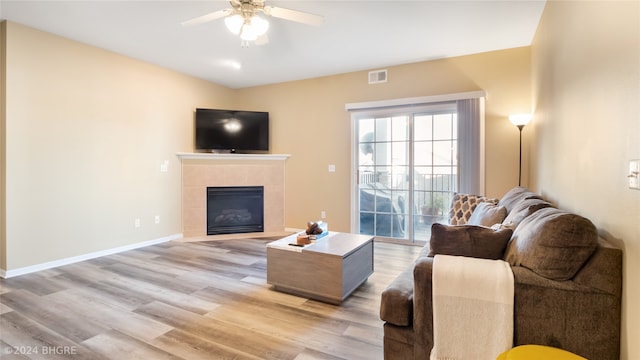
(0, 233, 183, 279)
(177, 230, 296, 243)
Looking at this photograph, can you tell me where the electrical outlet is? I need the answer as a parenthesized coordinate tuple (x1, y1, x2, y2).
(155, 215, 160, 224)
(134, 218, 141, 228)
(160, 160, 169, 173)
(328, 164, 336, 172)
(321, 211, 326, 219)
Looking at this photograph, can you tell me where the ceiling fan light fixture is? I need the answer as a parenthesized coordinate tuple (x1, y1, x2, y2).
(238, 15, 268, 41)
(183, 1, 322, 47)
(224, 14, 244, 34)
(250, 15, 269, 36)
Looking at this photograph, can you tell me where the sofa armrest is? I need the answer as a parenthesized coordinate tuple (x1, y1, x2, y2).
(512, 244, 622, 297)
(412, 256, 434, 359)
(512, 264, 621, 360)
(380, 265, 414, 326)
(572, 243, 623, 297)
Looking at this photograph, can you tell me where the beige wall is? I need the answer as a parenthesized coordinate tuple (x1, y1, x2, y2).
(2, 22, 532, 273)
(2, 21, 235, 271)
(531, 1, 640, 359)
(235, 47, 532, 232)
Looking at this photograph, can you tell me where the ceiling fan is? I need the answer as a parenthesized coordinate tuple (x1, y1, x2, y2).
(181, 0, 324, 46)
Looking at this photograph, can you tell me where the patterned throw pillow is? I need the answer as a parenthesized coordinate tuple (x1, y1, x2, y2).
(448, 193, 499, 225)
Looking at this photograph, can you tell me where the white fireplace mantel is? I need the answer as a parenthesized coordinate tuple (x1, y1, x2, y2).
(176, 152, 290, 161)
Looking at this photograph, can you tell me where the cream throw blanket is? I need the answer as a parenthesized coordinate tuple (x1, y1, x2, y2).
(430, 254, 514, 360)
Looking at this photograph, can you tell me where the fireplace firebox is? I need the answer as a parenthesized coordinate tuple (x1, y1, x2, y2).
(206, 186, 264, 235)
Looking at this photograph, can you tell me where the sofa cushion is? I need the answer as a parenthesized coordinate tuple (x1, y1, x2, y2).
(428, 223, 513, 260)
(468, 202, 507, 226)
(448, 193, 499, 225)
(504, 207, 598, 281)
(380, 265, 414, 326)
(502, 198, 554, 227)
(498, 187, 543, 213)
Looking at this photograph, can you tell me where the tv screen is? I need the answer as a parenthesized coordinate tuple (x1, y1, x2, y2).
(195, 108, 269, 153)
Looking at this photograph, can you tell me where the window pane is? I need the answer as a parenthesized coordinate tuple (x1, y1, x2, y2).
(359, 170, 377, 185)
(359, 118, 375, 135)
(375, 117, 391, 142)
(375, 213, 392, 237)
(414, 114, 433, 141)
(392, 141, 408, 166)
(433, 166, 457, 192)
(359, 144, 374, 165)
(395, 191, 409, 215)
(359, 149, 373, 167)
(413, 166, 432, 192)
(414, 141, 432, 166)
(433, 140, 453, 165)
(415, 191, 444, 224)
(359, 211, 374, 235)
(375, 143, 391, 166)
(359, 119, 375, 167)
(375, 165, 392, 188)
(392, 116, 409, 141)
(375, 190, 392, 213)
(433, 113, 454, 140)
(392, 165, 409, 191)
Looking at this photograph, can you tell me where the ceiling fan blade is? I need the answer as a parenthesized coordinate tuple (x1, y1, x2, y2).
(264, 6, 324, 27)
(181, 9, 233, 27)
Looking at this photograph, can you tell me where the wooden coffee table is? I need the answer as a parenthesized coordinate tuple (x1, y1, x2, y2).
(266, 232, 374, 304)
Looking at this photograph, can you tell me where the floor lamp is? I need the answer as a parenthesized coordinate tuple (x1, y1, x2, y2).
(509, 114, 533, 186)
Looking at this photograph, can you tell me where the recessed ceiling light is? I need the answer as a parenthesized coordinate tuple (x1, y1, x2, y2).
(221, 60, 242, 70)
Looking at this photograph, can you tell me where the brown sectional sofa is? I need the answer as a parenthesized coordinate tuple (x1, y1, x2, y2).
(380, 187, 622, 360)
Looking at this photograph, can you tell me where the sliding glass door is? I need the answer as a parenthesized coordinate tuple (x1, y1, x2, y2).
(412, 110, 457, 241)
(355, 103, 458, 243)
(358, 114, 410, 240)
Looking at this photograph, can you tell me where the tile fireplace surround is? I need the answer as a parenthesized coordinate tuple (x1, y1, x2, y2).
(177, 153, 290, 239)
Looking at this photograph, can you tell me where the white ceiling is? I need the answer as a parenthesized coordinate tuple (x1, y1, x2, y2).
(1, 1, 546, 89)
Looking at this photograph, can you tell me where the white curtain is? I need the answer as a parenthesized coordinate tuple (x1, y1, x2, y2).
(457, 97, 485, 195)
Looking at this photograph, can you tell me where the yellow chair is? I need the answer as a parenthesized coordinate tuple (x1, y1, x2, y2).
(497, 345, 587, 360)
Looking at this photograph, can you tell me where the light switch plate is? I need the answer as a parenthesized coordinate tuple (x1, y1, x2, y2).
(629, 159, 640, 190)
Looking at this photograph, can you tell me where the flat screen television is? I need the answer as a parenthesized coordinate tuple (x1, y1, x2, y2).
(195, 108, 269, 153)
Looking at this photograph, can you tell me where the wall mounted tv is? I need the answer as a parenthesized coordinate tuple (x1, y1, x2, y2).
(195, 108, 269, 153)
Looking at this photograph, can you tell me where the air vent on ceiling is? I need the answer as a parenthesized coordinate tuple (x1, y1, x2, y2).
(368, 69, 388, 84)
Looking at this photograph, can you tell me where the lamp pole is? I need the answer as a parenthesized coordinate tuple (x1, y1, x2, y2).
(517, 124, 524, 186)
(509, 114, 532, 187)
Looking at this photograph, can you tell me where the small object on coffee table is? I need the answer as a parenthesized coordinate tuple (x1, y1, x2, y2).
(306, 220, 328, 240)
(296, 234, 311, 245)
(306, 221, 323, 235)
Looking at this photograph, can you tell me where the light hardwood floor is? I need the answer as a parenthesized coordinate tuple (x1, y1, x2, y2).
(0, 238, 422, 360)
